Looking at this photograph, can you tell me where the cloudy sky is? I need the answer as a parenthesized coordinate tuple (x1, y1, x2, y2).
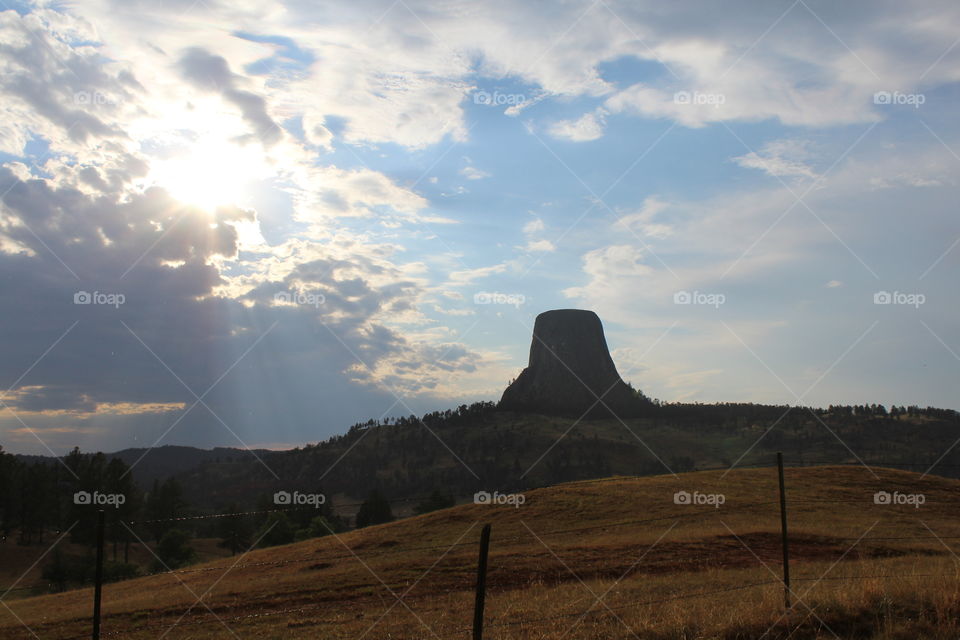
(0, 0, 958, 455)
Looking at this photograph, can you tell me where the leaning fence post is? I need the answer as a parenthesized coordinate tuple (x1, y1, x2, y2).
(777, 452, 791, 610)
(473, 523, 492, 640)
(92, 509, 105, 639)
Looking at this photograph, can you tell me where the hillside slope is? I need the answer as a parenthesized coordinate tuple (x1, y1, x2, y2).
(3, 465, 960, 639)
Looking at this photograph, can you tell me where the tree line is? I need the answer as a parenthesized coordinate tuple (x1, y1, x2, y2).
(1, 446, 453, 595)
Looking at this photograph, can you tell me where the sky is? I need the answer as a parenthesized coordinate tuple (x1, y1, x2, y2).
(0, 0, 958, 455)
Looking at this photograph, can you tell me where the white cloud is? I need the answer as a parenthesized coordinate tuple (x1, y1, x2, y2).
(303, 114, 334, 151)
(548, 109, 607, 142)
(563, 244, 654, 303)
(733, 139, 817, 179)
(523, 218, 545, 234)
(460, 165, 491, 180)
(560, 132, 960, 406)
(616, 196, 673, 239)
(525, 239, 556, 252)
(519, 214, 554, 253)
(24, 0, 960, 158)
(3, 0, 960, 447)
(447, 263, 508, 286)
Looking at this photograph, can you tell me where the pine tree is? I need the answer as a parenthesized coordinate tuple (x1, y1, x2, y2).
(355, 489, 394, 528)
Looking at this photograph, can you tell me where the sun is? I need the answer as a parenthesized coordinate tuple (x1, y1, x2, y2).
(151, 138, 269, 212)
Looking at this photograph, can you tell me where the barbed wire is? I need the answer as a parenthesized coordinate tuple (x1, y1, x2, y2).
(9, 496, 957, 589)
(10, 526, 957, 600)
(9, 459, 960, 639)
(2, 502, 778, 594)
(75, 489, 960, 529)
(16, 460, 960, 531)
(8, 496, 960, 595)
(123, 491, 450, 525)
(792, 572, 960, 581)
(125, 505, 322, 525)
(0, 582, 48, 593)
(58, 571, 960, 639)
(479, 571, 960, 630)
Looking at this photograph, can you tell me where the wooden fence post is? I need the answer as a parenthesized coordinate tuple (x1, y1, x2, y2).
(92, 509, 105, 639)
(777, 452, 791, 610)
(473, 524, 492, 640)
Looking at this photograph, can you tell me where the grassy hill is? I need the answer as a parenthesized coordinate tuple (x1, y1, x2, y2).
(3, 464, 960, 639)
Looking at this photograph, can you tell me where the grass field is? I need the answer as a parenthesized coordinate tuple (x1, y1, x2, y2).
(3, 465, 960, 639)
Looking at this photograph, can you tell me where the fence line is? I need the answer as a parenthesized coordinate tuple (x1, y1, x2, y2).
(479, 571, 960, 631)
(10, 455, 960, 639)
(117, 493, 960, 528)
(55, 571, 960, 640)
(0, 584, 47, 593)
(126, 506, 319, 525)
(124, 491, 447, 525)
(2, 502, 780, 593)
(6, 499, 959, 590)
(44, 460, 960, 528)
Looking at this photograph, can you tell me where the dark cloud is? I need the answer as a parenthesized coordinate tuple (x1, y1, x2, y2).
(0, 12, 137, 146)
(0, 168, 478, 452)
(178, 47, 283, 146)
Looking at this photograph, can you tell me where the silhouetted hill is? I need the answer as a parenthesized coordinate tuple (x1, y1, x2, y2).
(14, 445, 272, 488)
(13, 403, 960, 515)
(167, 401, 960, 512)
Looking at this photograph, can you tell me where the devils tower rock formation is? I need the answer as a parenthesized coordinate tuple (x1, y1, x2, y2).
(499, 309, 650, 418)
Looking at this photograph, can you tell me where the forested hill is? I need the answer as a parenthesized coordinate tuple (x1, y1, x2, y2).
(154, 401, 960, 510)
(14, 445, 271, 488)
(6, 401, 960, 518)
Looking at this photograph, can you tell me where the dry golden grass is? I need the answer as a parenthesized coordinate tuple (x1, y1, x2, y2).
(2, 465, 960, 639)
